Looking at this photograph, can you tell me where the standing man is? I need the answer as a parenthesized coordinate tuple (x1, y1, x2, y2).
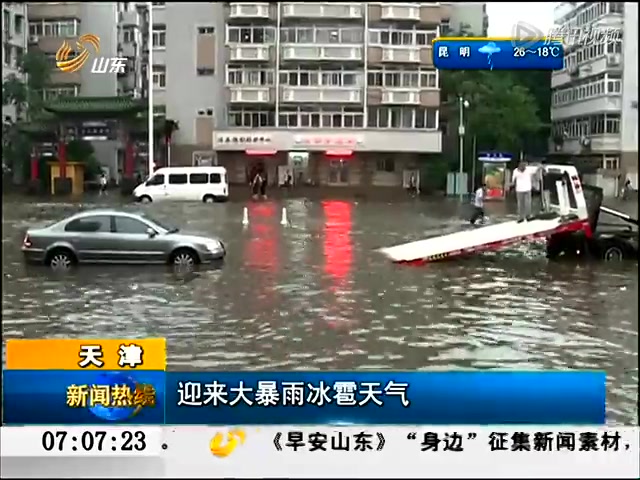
(511, 161, 533, 222)
(470, 183, 486, 225)
(99, 172, 108, 196)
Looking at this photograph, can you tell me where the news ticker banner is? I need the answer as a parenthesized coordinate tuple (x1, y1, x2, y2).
(4, 339, 605, 425)
(1, 426, 638, 478)
(433, 38, 564, 70)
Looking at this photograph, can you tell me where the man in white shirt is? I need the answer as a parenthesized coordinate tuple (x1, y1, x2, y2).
(470, 183, 486, 225)
(512, 161, 533, 222)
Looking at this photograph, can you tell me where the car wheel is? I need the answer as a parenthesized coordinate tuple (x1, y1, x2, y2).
(46, 249, 76, 271)
(171, 249, 199, 269)
(603, 245, 624, 261)
(203, 195, 215, 203)
(140, 195, 152, 203)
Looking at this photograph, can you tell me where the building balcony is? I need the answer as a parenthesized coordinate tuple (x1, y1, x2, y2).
(382, 89, 420, 105)
(119, 10, 140, 27)
(551, 96, 623, 121)
(370, 45, 434, 66)
(552, 55, 623, 89)
(119, 41, 137, 58)
(552, 135, 622, 155)
(228, 3, 272, 20)
(281, 86, 362, 104)
(381, 4, 420, 21)
(281, 3, 363, 20)
(29, 35, 76, 54)
(28, 3, 82, 20)
(228, 45, 272, 62)
(281, 45, 363, 62)
(229, 86, 272, 103)
(369, 3, 444, 26)
(49, 70, 82, 86)
(368, 88, 440, 107)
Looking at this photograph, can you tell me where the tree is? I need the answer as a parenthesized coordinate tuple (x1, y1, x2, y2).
(440, 67, 544, 156)
(2, 51, 52, 180)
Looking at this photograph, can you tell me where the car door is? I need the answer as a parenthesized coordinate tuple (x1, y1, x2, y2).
(189, 172, 208, 201)
(112, 215, 167, 264)
(145, 173, 168, 200)
(63, 215, 116, 263)
(167, 173, 189, 201)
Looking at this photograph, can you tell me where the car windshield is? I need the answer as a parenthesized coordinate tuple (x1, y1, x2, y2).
(141, 213, 179, 233)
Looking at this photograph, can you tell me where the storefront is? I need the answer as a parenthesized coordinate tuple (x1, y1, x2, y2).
(212, 129, 442, 188)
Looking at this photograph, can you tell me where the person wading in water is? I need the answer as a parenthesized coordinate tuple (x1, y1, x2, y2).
(250, 169, 263, 201)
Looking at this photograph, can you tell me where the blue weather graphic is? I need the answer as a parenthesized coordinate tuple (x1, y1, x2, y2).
(478, 42, 501, 70)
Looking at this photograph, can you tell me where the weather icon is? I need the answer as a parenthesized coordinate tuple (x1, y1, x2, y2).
(478, 42, 501, 70)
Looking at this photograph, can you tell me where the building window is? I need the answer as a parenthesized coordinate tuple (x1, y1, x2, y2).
(367, 69, 436, 88)
(279, 70, 361, 87)
(3, 10, 10, 34)
(376, 158, 395, 173)
(551, 73, 622, 107)
(3, 43, 12, 67)
(279, 26, 363, 44)
(197, 26, 215, 35)
(552, 113, 621, 139)
(29, 20, 79, 38)
(152, 65, 166, 88)
(227, 109, 276, 128)
(603, 156, 620, 170)
(15, 14, 24, 35)
(368, 28, 436, 46)
(227, 68, 275, 86)
(367, 107, 438, 130)
(152, 24, 166, 48)
(227, 26, 275, 44)
(123, 27, 135, 43)
(41, 86, 79, 101)
(278, 107, 363, 129)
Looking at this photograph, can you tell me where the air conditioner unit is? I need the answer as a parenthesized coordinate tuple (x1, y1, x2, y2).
(28, 35, 39, 43)
(607, 54, 620, 66)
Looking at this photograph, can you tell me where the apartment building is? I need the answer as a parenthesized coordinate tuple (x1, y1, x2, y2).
(156, 2, 453, 188)
(2, 3, 28, 123)
(550, 2, 638, 189)
(446, 2, 488, 36)
(26, 2, 148, 177)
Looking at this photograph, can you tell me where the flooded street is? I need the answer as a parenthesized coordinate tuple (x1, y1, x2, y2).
(2, 196, 638, 425)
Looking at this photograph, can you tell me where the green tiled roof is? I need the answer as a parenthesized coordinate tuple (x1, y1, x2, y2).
(43, 96, 146, 116)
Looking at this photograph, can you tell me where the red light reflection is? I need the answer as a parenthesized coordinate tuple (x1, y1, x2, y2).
(322, 201, 353, 285)
(244, 202, 278, 272)
(243, 202, 279, 311)
(322, 201, 354, 331)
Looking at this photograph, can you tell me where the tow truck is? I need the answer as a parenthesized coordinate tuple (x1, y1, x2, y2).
(378, 165, 638, 265)
(546, 184, 638, 261)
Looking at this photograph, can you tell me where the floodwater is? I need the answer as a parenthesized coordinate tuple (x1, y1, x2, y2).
(2, 195, 638, 425)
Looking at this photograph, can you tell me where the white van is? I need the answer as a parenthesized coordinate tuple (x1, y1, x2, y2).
(133, 166, 229, 203)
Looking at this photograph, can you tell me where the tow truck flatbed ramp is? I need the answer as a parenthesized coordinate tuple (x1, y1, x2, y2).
(378, 164, 591, 265)
(378, 215, 585, 264)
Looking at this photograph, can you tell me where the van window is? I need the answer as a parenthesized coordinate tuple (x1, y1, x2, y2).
(146, 174, 164, 186)
(169, 174, 188, 184)
(210, 173, 222, 184)
(190, 173, 208, 184)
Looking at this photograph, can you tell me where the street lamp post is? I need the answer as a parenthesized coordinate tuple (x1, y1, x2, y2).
(457, 97, 470, 202)
(147, 2, 154, 176)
